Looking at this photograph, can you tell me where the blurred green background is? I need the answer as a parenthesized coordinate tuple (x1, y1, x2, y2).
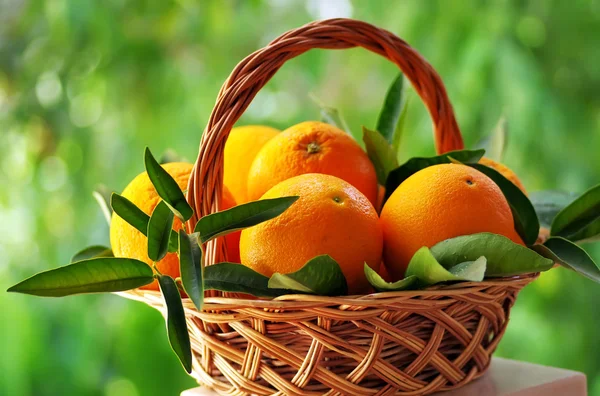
(1, 0, 599, 395)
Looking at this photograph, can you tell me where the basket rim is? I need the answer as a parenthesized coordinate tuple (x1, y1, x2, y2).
(117, 272, 538, 310)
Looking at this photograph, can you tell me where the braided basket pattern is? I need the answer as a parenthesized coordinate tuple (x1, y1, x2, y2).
(121, 19, 538, 395)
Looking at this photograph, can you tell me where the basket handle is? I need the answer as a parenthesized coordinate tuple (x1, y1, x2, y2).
(187, 18, 464, 263)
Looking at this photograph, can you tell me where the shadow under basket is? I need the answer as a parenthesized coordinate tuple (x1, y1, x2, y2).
(120, 18, 540, 396)
(119, 274, 537, 395)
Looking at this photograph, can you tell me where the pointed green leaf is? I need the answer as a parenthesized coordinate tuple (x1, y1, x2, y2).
(364, 263, 417, 292)
(147, 201, 175, 262)
(112, 193, 179, 253)
(385, 149, 485, 200)
(178, 230, 203, 310)
(406, 247, 486, 287)
(362, 126, 399, 185)
(542, 237, 600, 283)
(430, 233, 553, 277)
(93, 184, 113, 225)
(476, 116, 508, 162)
(70, 245, 113, 263)
(157, 275, 192, 373)
(7, 258, 154, 297)
(469, 163, 539, 245)
(144, 147, 193, 221)
(391, 94, 410, 153)
(204, 263, 287, 297)
(194, 196, 299, 243)
(268, 255, 348, 296)
(111, 193, 150, 235)
(551, 184, 600, 243)
(309, 94, 351, 135)
(376, 73, 406, 145)
(530, 190, 579, 229)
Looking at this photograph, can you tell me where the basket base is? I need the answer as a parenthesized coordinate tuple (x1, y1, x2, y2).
(181, 358, 587, 396)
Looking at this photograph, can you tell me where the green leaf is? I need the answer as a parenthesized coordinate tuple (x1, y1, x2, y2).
(551, 184, 600, 243)
(376, 73, 406, 145)
(430, 233, 553, 277)
(364, 263, 417, 292)
(7, 258, 154, 297)
(157, 275, 192, 373)
(268, 255, 348, 296)
(147, 201, 175, 262)
(93, 184, 113, 225)
(70, 245, 113, 263)
(541, 237, 600, 283)
(111, 193, 150, 235)
(112, 193, 179, 253)
(309, 93, 351, 134)
(144, 147, 193, 221)
(204, 263, 287, 297)
(362, 126, 399, 185)
(476, 116, 507, 162)
(469, 163, 539, 246)
(405, 247, 486, 287)
(178, 230, 203, 310)
(392, 97, 410, 154)
(194, 196, 299, 243)
(530, 190, 578, 229)
(385, 149, 485, 200)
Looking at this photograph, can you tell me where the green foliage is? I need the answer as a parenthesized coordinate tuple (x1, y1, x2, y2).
(147, 201, 174, 262)
(362, 126, 398, 185)
(204, 263, 285, 297)
(430, 233, 553, 276)
(530, 190, 579, 229)
(157, 275, 192, 374)
(194, 196, 299, 243)
(539, 237, 600, 283)
(268, 255, 348, 296)
(405, 247, 486, 287)
(177, 230, 203, 311)
(7, 258, 154, 297)
(310, 94, 352, 134)
(470, 163, 540, 245)
(144, 148, 193, 221)
(551, 184, 600, 243)
(364, 264, 417, 292)
(70, 245, 113, 263)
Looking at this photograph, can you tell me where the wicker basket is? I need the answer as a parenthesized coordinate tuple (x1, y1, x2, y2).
(120, 18, 538, 395)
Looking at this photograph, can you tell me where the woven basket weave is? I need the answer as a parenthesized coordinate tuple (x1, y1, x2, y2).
(120, 18, 538, 395)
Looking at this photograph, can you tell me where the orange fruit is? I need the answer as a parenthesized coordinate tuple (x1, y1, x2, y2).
(380, 163, 524, 279)
(240, 173, 382, 294)
(479, 157, 527, 194)
(247, 121, 378, 206)
(110, 162, 239, 290)
(224, 125, 280, 204)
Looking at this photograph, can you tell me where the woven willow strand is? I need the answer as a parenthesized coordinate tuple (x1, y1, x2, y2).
(121, 18, 539, 395)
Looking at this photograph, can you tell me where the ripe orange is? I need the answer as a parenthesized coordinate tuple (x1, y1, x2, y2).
(479, 157, 527, 194)
(380, 163, 524, 279)
(246, 121, 378, 206)
(110, 162, 239, 290)
(240, 173, 382, 294)
(224, 125, 280, 204)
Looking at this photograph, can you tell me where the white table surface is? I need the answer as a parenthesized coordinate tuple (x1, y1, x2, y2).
(181, 357, 586, 396)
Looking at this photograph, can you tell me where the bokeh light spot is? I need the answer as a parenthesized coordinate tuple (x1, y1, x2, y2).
(516, 16, 546, 48)
(104, 377, 139, 396)
(39, 156, 68, 192)
(36, 71, 63, 108)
